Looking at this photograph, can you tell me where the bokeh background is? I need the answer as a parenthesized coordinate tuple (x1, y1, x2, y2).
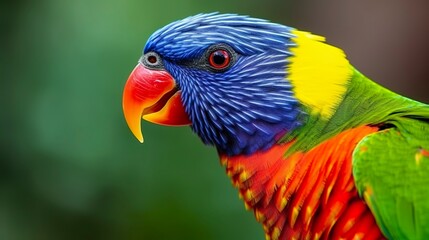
(2, 0, 428, 239)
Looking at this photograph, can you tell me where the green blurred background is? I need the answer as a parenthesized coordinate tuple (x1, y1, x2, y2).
(2, 0, 428, 239)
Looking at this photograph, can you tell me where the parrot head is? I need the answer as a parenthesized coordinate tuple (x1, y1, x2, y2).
(122, 13, 351, 156)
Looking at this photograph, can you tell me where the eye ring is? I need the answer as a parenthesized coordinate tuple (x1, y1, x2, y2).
(208, 49, 231, 70)
(205, 44, 236, 72)
(142, 52, 163, 69)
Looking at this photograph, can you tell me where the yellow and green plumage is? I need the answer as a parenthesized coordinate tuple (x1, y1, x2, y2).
(122, 13, 429, 239)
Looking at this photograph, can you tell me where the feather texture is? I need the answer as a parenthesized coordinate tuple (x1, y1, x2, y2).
(221, 126, 384, 240)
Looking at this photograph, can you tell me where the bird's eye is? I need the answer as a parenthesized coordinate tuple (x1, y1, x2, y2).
(208, 49, 231, 70)
(142, 52, 163, 69)
(147, 55, 157, 64)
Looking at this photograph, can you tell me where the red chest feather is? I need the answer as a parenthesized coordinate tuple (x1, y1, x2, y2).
(220, 126, 385, 240)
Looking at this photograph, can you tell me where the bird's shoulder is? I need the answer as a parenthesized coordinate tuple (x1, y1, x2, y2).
(352, 115, 429, 239)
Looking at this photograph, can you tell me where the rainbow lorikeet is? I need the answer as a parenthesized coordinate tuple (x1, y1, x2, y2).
(122, 13, 429, 239)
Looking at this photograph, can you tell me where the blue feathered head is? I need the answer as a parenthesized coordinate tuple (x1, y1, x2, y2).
(123, 13, 304, 156)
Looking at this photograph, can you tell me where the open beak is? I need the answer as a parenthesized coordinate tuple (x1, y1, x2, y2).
(122, 64, 191, 142)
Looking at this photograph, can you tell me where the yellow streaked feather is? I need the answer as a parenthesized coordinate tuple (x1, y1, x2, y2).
(288, 30, 352, 119)
(272, 227, 281, 239)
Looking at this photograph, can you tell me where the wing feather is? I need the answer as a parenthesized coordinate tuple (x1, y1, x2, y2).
(353, 117, 429, 239)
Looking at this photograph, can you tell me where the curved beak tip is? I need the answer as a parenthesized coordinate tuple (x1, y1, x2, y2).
(123, 105, 144, 143)
(122, 80, 145, 143)
(132, 125, 144, 143)
(122, 64, 191, 143)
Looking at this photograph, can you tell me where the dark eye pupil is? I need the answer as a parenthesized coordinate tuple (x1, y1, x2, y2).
(147, 55, 157, 64)
(212, 51, 226, 65)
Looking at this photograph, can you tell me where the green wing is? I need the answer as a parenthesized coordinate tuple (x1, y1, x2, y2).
(353, 114, 429, 239)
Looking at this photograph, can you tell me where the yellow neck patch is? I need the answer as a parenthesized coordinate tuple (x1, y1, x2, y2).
(288, 30, 352, 119)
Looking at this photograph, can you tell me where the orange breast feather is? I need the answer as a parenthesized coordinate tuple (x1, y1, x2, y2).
(220, 126, 385, 240)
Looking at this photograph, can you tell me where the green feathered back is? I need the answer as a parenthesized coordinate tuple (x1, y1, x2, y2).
(353, 111, 429, 239)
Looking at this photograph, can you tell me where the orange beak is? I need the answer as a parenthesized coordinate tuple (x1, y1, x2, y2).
(122, 64, 191, 142)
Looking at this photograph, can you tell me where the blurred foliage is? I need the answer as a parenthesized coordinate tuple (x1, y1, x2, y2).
(1, 0, 428, 239)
